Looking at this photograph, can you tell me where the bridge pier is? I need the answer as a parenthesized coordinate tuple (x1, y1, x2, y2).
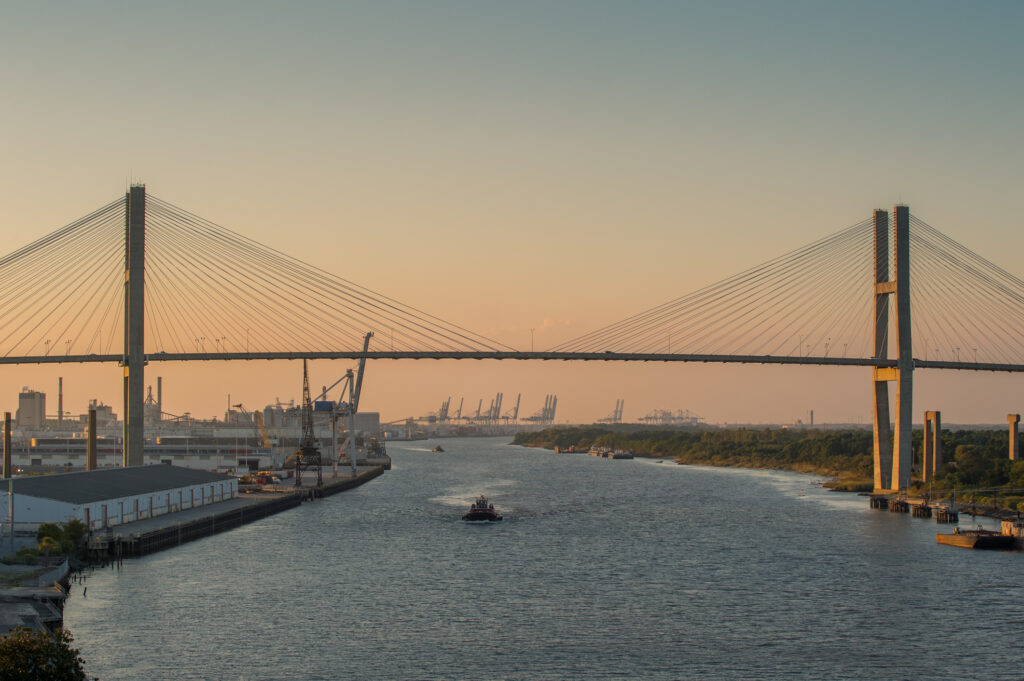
(871, 209, 893, 491)
(872, 205, 913, 493)
(123, 185, 146, 467)
(922, 411, 941, 482)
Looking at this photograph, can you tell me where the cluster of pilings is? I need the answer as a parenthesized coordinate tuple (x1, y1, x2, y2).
(869, 495, 958, 523)
(912, 504, 932, 518)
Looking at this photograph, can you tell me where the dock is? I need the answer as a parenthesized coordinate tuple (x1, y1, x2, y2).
(869, 495, 959, 524)
(0, 560, 70, 635)
(86, 466, 384, 560)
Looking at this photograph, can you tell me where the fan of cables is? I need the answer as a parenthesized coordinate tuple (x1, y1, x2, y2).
(550, 218, 877, 359)
(0, 194, 512, 358)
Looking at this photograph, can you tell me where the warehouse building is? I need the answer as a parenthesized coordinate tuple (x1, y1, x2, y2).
(2, 465, 238, 531)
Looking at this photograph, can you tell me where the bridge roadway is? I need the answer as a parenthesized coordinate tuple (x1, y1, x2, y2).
(2, 350, 1023, 372)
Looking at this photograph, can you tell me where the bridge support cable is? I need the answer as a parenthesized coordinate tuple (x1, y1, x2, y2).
(908, 215, 1024, 366)
(550, 218, 876, 359)
(0, 198, 125, 359)
(142, 196, 513, 355)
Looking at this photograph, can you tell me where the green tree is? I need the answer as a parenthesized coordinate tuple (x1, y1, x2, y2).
(61, 520, 87, 546)
(35, 523, 61, 544)
(0, 627, 90, 680)
(37, 537, 58, 558)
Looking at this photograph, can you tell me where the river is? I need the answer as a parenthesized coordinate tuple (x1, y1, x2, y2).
(64, 436, 1020, 680)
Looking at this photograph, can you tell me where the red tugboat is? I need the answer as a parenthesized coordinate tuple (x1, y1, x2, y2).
(463, 495, 502, 521)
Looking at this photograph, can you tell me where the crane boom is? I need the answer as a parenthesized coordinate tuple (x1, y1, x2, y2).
(254, 411, 271, 448)
(352, 332, 373, 413)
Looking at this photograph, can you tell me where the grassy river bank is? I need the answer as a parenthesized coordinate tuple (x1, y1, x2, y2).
(514, 426, 1024, 511)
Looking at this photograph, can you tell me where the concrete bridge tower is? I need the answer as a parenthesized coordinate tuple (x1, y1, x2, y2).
(123, 185, 146, 467)
(872, 205, 912, 492)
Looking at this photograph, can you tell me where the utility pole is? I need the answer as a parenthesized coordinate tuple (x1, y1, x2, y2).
(347, 370, 357, 477)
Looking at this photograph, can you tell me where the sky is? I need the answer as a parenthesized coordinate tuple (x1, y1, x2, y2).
(2, 1, 1024, 426)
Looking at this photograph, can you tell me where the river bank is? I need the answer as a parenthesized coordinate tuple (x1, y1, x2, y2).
(513, 426, 874, 490)
(515, 426, 1024, 518)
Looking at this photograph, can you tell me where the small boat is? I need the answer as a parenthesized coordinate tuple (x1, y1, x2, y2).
(432, 445, 444, 453)
(937, 526, 1016, 550)
(463, 495, 502, 521)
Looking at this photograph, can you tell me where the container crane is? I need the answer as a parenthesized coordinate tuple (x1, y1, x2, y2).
(293, 360, 323, 488)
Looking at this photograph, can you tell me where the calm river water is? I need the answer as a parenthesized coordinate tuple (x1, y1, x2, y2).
(65, 437, 1020, 680)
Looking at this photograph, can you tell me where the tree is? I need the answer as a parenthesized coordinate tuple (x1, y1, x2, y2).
(37, 537, 58, 558)
(61, 520, 87, 546)
(35, 523, 61, 544)
(0, 627, 90, 680)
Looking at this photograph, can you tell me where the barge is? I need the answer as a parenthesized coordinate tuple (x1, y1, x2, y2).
(936, 526, 1017, 550)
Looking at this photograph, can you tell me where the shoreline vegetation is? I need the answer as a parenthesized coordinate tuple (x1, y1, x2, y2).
(513, 427, 1024, 514)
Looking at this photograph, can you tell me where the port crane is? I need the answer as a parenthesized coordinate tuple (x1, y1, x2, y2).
(522, 394, 558, 424)
(293, 359, 323, 487)
(502, 393, 521, 424)
(597, 399, 625, 424)
(309, 332, 372, 476)
(232, 403, 272, 447)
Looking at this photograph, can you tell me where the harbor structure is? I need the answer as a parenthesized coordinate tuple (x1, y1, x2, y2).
(1, 465, 237, 531)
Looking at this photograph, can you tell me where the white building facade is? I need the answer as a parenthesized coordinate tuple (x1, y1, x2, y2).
(2, 465, 239, 531)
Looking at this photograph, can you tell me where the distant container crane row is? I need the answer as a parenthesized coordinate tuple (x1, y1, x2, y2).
(596, 400, 703, 426)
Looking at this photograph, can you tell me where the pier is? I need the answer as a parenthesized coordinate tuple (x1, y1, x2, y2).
(869, 494, 960, 524)
(86, 466, 384, 560)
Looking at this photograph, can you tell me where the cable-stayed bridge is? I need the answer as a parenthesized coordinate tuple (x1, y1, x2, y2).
(4, 186, 1024, 492)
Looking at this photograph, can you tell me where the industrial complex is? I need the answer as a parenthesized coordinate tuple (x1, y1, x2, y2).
(4, 379, 383, 474)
